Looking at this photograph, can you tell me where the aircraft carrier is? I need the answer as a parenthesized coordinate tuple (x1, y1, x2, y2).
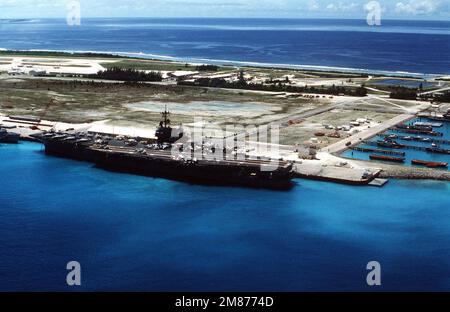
(32, 109, 294, 190)
(0, 126, 20, 143)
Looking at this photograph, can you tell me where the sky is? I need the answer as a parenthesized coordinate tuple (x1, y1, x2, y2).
(0, 0, 449, 20)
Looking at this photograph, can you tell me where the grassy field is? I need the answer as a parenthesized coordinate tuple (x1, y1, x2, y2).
(0, 77, 317, 129)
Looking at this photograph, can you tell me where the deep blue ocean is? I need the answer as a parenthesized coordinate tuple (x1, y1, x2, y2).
(0, 18, 449, 75)
(1, 142, 449, 291)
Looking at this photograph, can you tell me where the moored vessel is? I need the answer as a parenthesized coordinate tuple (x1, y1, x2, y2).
(426, 147, 450, 155)
(411, 159, 448, 168)
(32, 111, 295, 190)
(377, 138, 405, 149)
(369, 154, 405, 163)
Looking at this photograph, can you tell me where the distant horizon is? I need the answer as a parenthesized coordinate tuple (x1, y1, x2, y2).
(1, 0, 449, 21)
(1, 16, 450, 22)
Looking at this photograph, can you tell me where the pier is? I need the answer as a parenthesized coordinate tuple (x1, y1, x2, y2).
(362, 140, 450, 154)
(389, 128, 443, 137)
(379, 134, 450, 145)
(323, 114, 416, 154)
(350, 146, 406, 156)
(294, 161, 381, 186)
(368, 178, 389, 187)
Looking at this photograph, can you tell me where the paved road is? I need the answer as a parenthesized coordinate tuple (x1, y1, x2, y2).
(419, 86, 450, 96)
(321, 113, 415, 154)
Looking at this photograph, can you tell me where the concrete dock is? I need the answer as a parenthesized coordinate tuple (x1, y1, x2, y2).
(322, 113, 416, 154)
(294, 156, 381, 185)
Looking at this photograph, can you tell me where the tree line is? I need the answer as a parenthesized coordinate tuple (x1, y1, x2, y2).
(178, 77, 368, 97)
(195, 65, 219, 71)
(390, 86, 450, 103)
(89, 67, 163, 82)
(389, 86, 418, 100)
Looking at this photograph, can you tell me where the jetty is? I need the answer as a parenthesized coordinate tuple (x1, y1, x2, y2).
(323, 114, 415, 154)
(350, 146, 406, 156)
(379, 134, 450, 146)
(390, 127, 443, 137)
(362, 140, 450, 154)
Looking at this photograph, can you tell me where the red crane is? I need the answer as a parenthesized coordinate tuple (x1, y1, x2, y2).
(30, 98, 55, 130)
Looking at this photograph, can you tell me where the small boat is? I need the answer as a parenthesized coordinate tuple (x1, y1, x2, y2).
(414, 122, 443, 128)
(412, 159, 448, 168)
(370, 154, 405, 163)
(397, 124, 432, 131)
(426, 147, 450, 155)
(377, 138, 405, 149)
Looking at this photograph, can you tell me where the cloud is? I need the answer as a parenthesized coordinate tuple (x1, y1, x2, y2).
(167, 1, 245, 7)
(325, 1, 358, 12)
(395, 0, 440, 15)
(308, 0, 320, 11)
(0, 0, 448, 19)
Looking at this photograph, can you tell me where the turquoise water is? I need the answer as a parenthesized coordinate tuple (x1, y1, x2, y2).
(0, 142, 449, 291)
(342, 119, 450, 168)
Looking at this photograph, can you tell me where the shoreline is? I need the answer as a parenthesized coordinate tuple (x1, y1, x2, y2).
(0, 48, 446, 79)
(6, 125, 450, 187)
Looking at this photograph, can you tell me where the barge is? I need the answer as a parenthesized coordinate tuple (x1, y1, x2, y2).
(411, 159, 448, 169)
(369, 154, 405, 163)
(426, 147, 450, 155)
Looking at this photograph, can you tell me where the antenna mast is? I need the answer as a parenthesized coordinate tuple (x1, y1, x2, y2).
(162, 104, 170, 127)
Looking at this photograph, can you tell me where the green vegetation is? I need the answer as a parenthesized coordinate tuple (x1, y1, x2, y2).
(389, 87, 418, 100)
(180, 77, 368, 97)
(0, 77, 310, 126)
(102, 60, 230, 72)
(196, 64, 219, 71)
(434, 91, 450, 103)
(101, 60, 198, 71)
(89, 67, 163, 82)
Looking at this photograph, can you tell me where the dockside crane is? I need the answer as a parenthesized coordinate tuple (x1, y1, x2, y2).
(30, 98, 55, 130)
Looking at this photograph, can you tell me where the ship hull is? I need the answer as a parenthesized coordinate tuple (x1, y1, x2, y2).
(411, 159, 448, 168)
(42, 140, 294, 190)
(96, 153, 294, 190)
(370, 154, 405, 163)
(0, 133, 20, 144)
